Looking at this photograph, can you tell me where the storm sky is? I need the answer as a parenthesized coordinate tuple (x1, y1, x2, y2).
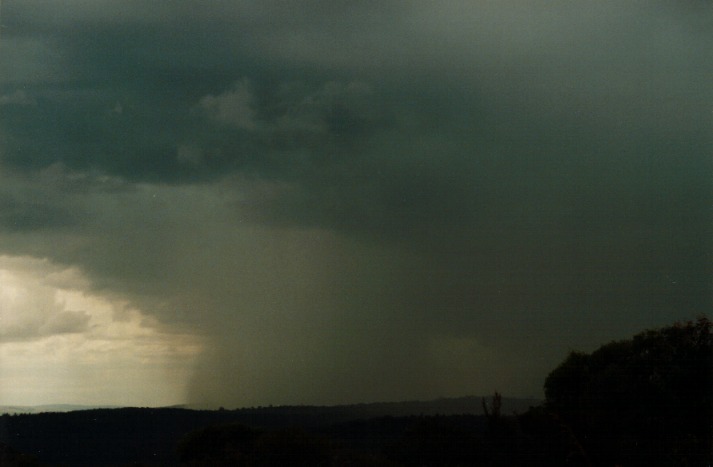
(0, 1, 710, 407)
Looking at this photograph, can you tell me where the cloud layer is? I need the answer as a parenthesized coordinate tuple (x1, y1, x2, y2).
(0, 256, 201, 405)
(0, 0, 710, 406)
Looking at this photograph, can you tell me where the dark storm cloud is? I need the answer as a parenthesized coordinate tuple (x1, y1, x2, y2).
(0, 193, 77, 231)
(3, 0, 709, 230)
(0, 1, 710, 405)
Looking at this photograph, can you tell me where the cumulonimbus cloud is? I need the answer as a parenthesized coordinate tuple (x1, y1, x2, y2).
(0, 0, 709, 407)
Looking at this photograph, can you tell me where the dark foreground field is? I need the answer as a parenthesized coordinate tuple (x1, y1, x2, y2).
(0, 397, 539, 466)
(0, 394, 709, 466)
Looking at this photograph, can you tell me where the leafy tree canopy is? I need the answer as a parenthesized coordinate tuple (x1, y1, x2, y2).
(544, 316, 712, 465)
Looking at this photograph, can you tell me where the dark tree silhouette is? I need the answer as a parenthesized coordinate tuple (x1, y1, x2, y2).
(481, 392, 502, 427)
(544, 316, 712, 466)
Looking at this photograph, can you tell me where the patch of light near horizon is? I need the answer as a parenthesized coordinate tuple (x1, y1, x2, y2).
(0, 255, 203, 407)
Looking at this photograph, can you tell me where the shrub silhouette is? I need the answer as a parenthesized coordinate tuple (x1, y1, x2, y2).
(544, 316, 712, 466)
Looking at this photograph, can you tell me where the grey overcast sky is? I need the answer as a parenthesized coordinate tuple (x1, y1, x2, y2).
(0, 0, 710, 407)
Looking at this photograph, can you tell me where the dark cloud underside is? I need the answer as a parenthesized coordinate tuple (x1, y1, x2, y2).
(0, 0, 710, 405)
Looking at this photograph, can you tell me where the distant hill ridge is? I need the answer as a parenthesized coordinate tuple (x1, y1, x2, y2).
(332, 395, 541, 417)
(0, 404, 121, 414)
(192, 395, 542, 419)
(1, 395, 541, 416)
